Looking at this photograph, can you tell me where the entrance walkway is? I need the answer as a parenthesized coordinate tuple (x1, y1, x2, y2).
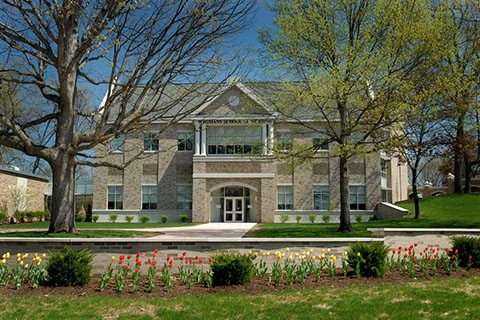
(138, 223, 257, 239)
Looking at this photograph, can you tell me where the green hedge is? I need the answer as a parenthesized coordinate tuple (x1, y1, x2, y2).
(211, 253, 254, 286)
(347, 242, 389, 277)
(46, 247, 93, 287)
(451, 236, 480, 268)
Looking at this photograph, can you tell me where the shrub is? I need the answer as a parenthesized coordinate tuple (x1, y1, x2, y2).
(179, 214, 189, 223)
(211, 253, 254, 286)
(280, 214, 289, 223)
(46, 246, 93, 286)
(308, 214, 316, 223)
(451, 236, 480, 268)
(24, 211, 35, 222)
(0, 211, 7, 224)
(322, 214, 331, 223)
(109, 213, 118, 223)
(34, 211, 46, 221)
(369, 214, 377, 221)
(43, 210, 51, 221)
(13, 211, 25, 223)
(355, 215, 363, 223)
(91, 215, 99, 223)
(75, 213, 86, 222)
(347, 242, 389, 277)
(295, 215, 302, 223)
(125, 215, 134, 223)
(140, 215, 150, 223)
(161, 215, 168, 223)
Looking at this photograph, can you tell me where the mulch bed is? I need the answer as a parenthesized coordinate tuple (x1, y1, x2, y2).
(1, 268, 479, 299)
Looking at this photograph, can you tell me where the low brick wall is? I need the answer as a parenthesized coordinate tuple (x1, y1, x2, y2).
(0, 237, 382, 274)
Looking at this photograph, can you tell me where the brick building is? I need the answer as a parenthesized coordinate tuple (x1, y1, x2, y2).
(92, 81, 408, 223)
(0, 165, 49, 217)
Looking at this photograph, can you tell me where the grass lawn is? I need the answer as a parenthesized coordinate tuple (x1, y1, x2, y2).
(252, 192, 480, 238)
(1, 276, 479, 319)
(0, 230, 152, 238)
(0, 222, 197, 230)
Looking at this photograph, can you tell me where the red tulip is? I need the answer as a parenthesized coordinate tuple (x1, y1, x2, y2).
(454, 249, 458, 254)
(446, 248, 450, 253)
(189, 259, 193, 263)
(119, 274, 122, 279)
(412, 257, 416, 261)
(404, 254, 408, 258)
(409, 245, 413, 250)
(149, 265, 153, 270)
(137, 252, 141, 257)
(434, 254, 438, 258)
(153, 261, 157, 266)
(408, 251, 412, 255)
(167, 256, 170, 261)
(185, 260, 188, 265)
(120, 255, 125, 260)
(138, 261, 142, 266)
(414, 243, 417, 247)
(163, 267, 166, 271)
(127, 255, 132, 260)
(451, 255, 455, 259)
(195, 256, 198, 260)
(404, 248, 408, 252)
(180, 256, 184, 260)
(135, 268, 139, 273)
(199, 259, 203, 263)
(153, 253, 157, 257)
(419, 252, 423, 256)
(398, 246, 402, 250)
(169, 264, 173, 268)
(428, 256, 431, 260)
(183, 252, 187, 256)
(154, 249, 159, 254)
(119, 260, 123, 265)
(148, 258, 152, 264)
(108, 266, 111, 270)
(125, 266, 129, 271)
(209, 258, 212, 263)
(469, 256, 472, 260)
(393, 250, 396, 254)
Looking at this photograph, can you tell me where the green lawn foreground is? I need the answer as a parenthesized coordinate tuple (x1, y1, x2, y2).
(252, 192, 480, 238)
(1, 276, 478, 320)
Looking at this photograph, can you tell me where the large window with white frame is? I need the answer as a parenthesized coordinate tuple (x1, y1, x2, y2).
(110, 135, 125, 152)
(313, 185, 330, 210)
(350, 186, 366, 210)
(142, 186, 158, 210)
(177, 132, 193, 151)
(277, 185, 293, 210)
(207, 126, 262, 155)
(107, 186, 123, 210)
(144, 132, 159, 151)
(176, 185, 192, 210)
(313, 133, 329, 151)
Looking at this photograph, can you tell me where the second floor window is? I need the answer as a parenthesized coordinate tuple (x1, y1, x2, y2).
(277, 132, 293, 151)
(110, 136, 125, 152)
(313, 134, 329, 151)
(177, 132, 193, 151)
(207, 126, 261, 155)
(144, 132, 159, 151)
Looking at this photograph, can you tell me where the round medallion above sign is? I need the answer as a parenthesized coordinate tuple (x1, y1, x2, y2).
(228, 95, 240, 107)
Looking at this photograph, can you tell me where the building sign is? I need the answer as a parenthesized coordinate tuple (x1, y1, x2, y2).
(202, 119, 268, 124)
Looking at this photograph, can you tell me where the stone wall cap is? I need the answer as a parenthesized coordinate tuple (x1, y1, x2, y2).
(0, 237, 384, 243)
(367, 228, 480, 233)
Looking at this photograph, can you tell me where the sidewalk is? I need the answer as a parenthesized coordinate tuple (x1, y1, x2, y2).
(137, 223, 257, 239)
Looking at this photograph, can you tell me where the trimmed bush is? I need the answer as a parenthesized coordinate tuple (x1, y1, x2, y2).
(347, 242, 389, 277)
(91, 215, 99, 223)
(308, 214, 316, 223)
(0, 212, 8, 224)
(179, 214, 189, 223)
(125, 215, 134, 223)
(109, 213, 118, 223)
(75, 213, 86, 222)
(322, 214, 331, 223)
(46, 246, 93, 287)
(140, 215, 150, 223)
(280, 214, 289, 223)
(295, 215, 302, 223)
(355, 215, 363, 223)
(451, 236, 480, 268)
(369, 214, 377, 221)
(161, 215, 168, 223)
(13, 211, 25, 223)
(211, 253, 254, 286)
(24, 211, 35, 222)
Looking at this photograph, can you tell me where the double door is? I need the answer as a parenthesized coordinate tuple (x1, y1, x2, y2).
(224, 197, 244, 222)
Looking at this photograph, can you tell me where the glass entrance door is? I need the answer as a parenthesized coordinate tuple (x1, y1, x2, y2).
(224, 197, 244, 222)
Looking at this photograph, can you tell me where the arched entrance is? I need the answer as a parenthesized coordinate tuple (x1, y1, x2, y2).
(210, 185, 257, 222)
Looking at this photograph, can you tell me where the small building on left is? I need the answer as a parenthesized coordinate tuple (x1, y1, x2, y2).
(0, 165, 49, 220)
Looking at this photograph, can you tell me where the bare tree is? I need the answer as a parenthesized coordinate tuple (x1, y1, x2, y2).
(0, 0, 255, 233)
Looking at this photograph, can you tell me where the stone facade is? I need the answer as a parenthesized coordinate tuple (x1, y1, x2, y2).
(0, 167, 49, 218)
(93, 83, 408, 223)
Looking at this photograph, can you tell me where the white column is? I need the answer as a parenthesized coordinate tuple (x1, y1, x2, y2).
(201, 123, 207, 156)
(268, 123, 274, 155)
(262, 125, 268, 155)
(194, 122, 201, 156)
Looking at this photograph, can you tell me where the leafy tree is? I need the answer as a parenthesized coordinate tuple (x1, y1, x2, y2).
(0, 0, 255, 233)
(259, 0, 440, 232)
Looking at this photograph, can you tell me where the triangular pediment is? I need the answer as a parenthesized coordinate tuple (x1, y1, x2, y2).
(194, 83, 273, 118)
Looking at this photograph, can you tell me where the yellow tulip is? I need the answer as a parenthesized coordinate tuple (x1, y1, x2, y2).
(306, 252, 310, 256)
(255, 252, 258, 257)
(312, 256, 316, 260)
(248, 250, 252, 255)
(34, 253, 38, 257)
(266, 252, 270, 256)
(24, 264, 29, 269)
(318, 255, 322, 259)
(0, 259, 5, 264)
(322, 254, 325, 258)
(6, 252, 10, 259)
(262, 252, 266, 257)
(286, 248, 290, 252)
(37, 261, 41, 266)
(302, 251, 305, 255)
(16, 257, 21, 262)
(344, 251, 348, 256)
(310, 249, 314, 253)
(357, 252, 361, 257)
(295, 253, 299, 257)
(1, 254, 5, 259)
(321, 249, 325, 253)
(19, 261, 23, 266)
(42, 253, 46, 258)
(327, 248, 331, 253)
(17, 253, 21, 258)
(111, 256, 115, 261)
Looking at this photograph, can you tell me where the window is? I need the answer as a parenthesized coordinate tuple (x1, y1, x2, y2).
(277, 132, 293, 151)
(142, 186, 158, 210)
(110, 136, 125, 152)
(313, 134, 329, 151)
(176, 185, 192, 210)
(277, 186, 293, 210)
(313, 186, 330, 210)
(380, 159, 387, 179)
(177, 132, 193, 151)
(144, 132, 159, 151)
(350, 186, 366, 210)
(107, 186, 123, 210)
(207, 126, 261, 155)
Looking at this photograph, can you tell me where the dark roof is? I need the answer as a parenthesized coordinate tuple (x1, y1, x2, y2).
(0, 167, 50, 182)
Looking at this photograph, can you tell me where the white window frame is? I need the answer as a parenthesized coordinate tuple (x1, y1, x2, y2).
(277, 184, 293, 210)
(206, 125, 262, 156)
(107, 185, 123, 210)
(313, 185, 330, 210)
(276, 130, 293, 152)
(312, 133, 329, 151)
(177, 131, 194, 152)
(109, 135, 125, 153)
(349, 185, 366, 210)
(144, 132, 159, 152)
(176, 184, 193, 210)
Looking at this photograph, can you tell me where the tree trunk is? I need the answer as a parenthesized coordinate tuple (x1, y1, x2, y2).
(48, 154, 77, 233)
(464, 156, 471, 193)
(454, 118, 464, 193)
(411, 168, 420, 219)
(337, 155, 353, 233)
